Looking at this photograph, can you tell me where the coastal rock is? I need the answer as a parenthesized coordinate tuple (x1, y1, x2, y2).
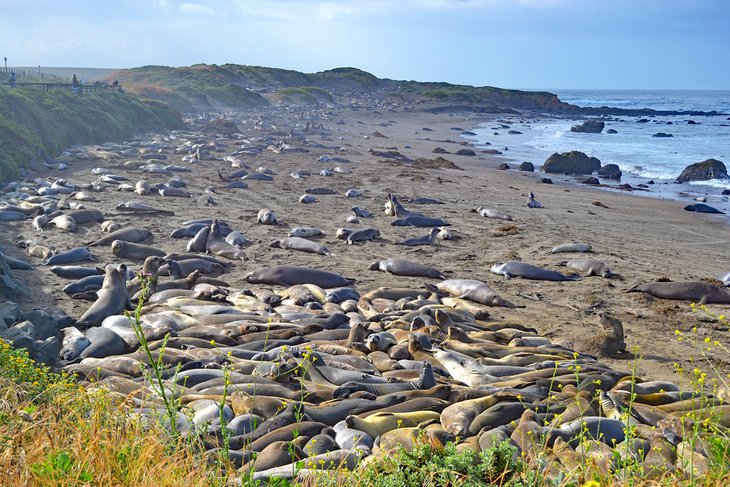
(540, 177, 553, 184)
(432, 147, 449, 154)
(518, 162, 534, 172)
(722, 189, 730, 195)
(653, 132, 673, 138)
(455, 149, 476, 156)
(675, 159, 729, 183)
(542, 151, 601, 175)
(606, 128, 618, 134)
(597, 164, 622, 180)
(578, 176, 600, 185)
(570, 120, 605, 133)
(497, 163, 510, 170)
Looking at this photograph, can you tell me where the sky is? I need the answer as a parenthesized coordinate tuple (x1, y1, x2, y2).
(1, 0, 729, 90)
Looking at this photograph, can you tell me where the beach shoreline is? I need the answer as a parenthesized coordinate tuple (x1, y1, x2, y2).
(1, 100, 729, 389)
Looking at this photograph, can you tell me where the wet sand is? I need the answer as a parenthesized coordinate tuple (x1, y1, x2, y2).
(2, 100, 729, 388)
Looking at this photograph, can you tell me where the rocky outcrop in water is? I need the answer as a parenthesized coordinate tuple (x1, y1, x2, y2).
(676, 159, 729, 183)
(570, 120, 604, 133)
(542, 151, 601, 175)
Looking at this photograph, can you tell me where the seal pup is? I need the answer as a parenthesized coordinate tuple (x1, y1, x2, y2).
(430, 279, 519, 308)
(626, 281, 730, 305)
(299, 194, 317, 204)
(346, 228, 380, 245)
(474, 207, 513, 221)
(490, 261, 580, 281)
(684, 203, 724, 214)
(396, 228, 439, 246)
(44, 247, 95, 266)
(720, 272, 730, 286)
(549, 243, 592, 254)
(559, 259, 613, 278)
(526, 191, 542, 208)
(289, 227, 326, 238)
(270, 237, 334, 257)
(351, 207, 372, 218)
(368, 258, 446, 280)
(50, 214, 77, 232)
(257, 209, 278, 225)
(87, 227, 153, 247)
(205, 220, 250, 261)
(391, 215, 449, 227)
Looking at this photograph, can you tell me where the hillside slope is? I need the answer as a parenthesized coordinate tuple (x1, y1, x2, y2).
(0, 86, 183, 182)
(108, 64, 571, 113)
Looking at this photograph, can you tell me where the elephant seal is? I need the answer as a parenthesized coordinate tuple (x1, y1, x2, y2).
(560, 259, 612, 278)
(206, 220, 250, 261)
(65, 209, 105, 224)
(721, 272, 730, 286)
(77, 265, 131, 327)
(391, 215, 449, 227)
(87, 227, 152, 247)
(270, 237, 334, 257)
(526, 191, 542, 208)
(432, 279, 520, 308)
(186, 225, 210, 253)
(225, 231, 249, 247)
(245, 265, 353, 288)
(289, 227, 326, 238)
(475, 207, 513, 221)
(346, 228, 380, 245)
(490, 261, 580, 281)
(50, 265, 104, 279)
(257, 208, 278, 225)
(368, 258, 446, 280)
(111, 240, 166, 261)
(684, 203, 724, 214)
(626, 281, 730, 305)
(50, 214, 77, 232)
(549, 243, 592, 254)
(101, 220, 122, 233)
(79, 327, 128, 359)
(299, 194, 317, 204)
(44, 247, 95, 266)
(336, 228, 354, 240)
(351, 207, 372, 218)
(396, 228, 439, 246)
(60, 326, 91, 361)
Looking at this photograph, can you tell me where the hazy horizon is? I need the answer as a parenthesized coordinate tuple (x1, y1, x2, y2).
(3, 0, 728, 91)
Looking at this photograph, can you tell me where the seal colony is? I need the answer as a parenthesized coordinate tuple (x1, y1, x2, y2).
(1, 99, 729, 483)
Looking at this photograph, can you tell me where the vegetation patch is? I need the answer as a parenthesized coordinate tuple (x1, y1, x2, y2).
(0, 86, 183, 182)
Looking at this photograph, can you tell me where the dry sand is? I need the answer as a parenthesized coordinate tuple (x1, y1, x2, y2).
(2, 101, 729, 389)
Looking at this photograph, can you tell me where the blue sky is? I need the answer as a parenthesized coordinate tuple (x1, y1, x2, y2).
(2, 0, 728, 90)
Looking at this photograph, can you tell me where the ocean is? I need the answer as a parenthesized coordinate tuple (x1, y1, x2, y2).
(464, 89, 730, 211)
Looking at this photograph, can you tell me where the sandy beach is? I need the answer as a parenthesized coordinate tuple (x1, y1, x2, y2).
(2, 100, 729, 389)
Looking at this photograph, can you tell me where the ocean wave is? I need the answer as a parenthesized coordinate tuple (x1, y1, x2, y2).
(688, 178, 730, 190)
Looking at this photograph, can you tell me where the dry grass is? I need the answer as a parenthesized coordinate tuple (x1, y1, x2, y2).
(492, 224, 521, 236)
(0, 379, 211, 487)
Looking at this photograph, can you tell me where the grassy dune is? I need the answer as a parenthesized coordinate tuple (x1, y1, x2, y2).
(108, 64, 569, 113)
(0, 86, 183, 182)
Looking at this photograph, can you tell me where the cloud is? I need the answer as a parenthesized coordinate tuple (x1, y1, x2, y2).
(179, 2, 224, 17)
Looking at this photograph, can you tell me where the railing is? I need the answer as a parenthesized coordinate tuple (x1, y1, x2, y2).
(3, 82, 122, 93)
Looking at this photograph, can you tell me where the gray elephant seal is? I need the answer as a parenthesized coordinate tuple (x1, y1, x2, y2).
(87, 227, 153, 247)
(368, 258, 446, 280)
(475, 207, 513, 221)
(549, 243, 592, 254)
(626, 281, 730, 305)
(490, 261, 580, 281)
(721, 272, 730, 286)
(271, 237, 334, 257)
(560, 259, 612, 278)
(257, 208, 278, 224)
(346, 228, 380, 245)
(289, 227, 326, 238)
(111, 240, 166, 261)
(78, 265, 131, 327)
(206, 220, 250, 261)
(396, 228, 439, 246)
(433, 279, 520, 308)
(45, 247, 95, 266)
(245, 265, 353, 288)
(391, 215, 449, 228)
